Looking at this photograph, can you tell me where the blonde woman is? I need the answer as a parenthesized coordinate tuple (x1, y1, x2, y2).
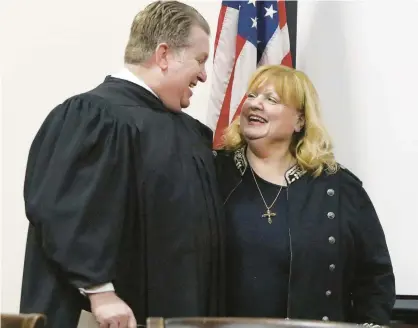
(214, 65, 395, 326)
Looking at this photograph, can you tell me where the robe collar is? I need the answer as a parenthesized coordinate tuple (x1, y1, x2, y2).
(111, 67, 158, 99)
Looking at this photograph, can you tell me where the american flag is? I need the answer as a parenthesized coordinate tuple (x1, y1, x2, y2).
(207, 0, 293, 148)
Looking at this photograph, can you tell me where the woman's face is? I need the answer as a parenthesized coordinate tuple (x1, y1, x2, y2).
(240, 83, 304, 143)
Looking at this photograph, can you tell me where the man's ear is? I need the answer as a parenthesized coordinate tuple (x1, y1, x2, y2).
(295, 114, 305, 133)
(155, 43, 169, 71)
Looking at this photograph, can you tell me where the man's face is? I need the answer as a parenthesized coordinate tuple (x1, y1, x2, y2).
(158, 25, 209, 111)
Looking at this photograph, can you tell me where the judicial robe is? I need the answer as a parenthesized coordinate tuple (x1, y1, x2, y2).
(20, 76, 225, 328)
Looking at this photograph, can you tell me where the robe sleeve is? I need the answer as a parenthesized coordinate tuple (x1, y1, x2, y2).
(348, 180, 396, 325)
(24, 95, 135, 289)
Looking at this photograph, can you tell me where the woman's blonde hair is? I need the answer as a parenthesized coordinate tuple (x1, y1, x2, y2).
(222, 64, 338, 177)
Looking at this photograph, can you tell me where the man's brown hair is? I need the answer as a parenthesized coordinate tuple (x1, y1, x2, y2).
(124, 1, 210, 64)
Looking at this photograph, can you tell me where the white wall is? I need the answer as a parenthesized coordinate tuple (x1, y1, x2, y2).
(1, 0, 417, 314)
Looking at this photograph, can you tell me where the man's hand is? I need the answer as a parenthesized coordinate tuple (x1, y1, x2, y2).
(88, 291, 137, 328)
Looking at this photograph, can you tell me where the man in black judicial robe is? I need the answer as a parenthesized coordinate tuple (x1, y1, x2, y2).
(20, 2, 224, 328)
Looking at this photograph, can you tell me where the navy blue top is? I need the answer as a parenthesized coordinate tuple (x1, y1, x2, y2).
(225, 168, 290, 318)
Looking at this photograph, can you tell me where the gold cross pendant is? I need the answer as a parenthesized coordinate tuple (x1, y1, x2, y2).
(262, 209, 276, 224)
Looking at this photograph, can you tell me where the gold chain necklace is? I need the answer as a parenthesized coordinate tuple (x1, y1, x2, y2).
(250, 167, 283, 224)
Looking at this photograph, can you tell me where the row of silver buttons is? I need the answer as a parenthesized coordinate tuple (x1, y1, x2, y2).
(323, 189, 335, 322)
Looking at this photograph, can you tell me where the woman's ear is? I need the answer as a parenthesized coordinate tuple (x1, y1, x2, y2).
(295, 114, 305, 133)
